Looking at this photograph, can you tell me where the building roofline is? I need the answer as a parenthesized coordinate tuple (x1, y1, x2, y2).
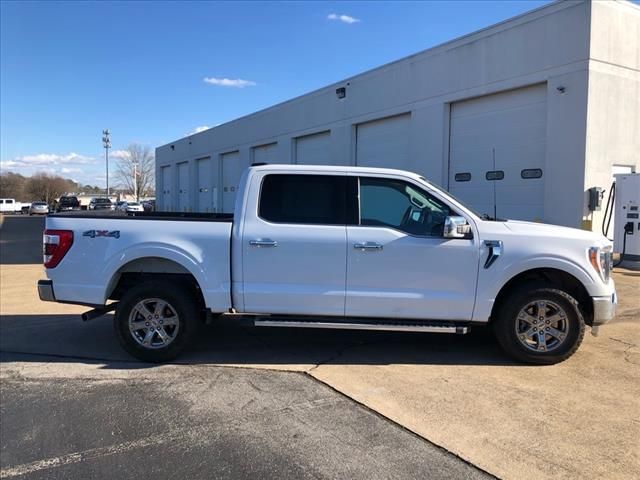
(159, 0, 585, 150)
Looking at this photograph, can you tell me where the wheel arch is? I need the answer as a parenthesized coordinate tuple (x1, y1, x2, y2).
(491, 268, 593, 326)
(106, 257, 205, 310)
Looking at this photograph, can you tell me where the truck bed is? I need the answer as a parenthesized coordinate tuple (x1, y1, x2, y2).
(44, 213, 233, 310)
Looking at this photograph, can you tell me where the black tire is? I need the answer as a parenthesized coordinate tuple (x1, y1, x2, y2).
(493, 284, 585, 365)
(114, 280, 201, 362)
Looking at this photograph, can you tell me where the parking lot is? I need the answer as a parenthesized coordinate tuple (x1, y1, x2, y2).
(1, 215, 639, 479)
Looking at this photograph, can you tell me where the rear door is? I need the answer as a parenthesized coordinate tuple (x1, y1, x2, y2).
(241, 173, 350, 316)
(345, 175, 479, 321)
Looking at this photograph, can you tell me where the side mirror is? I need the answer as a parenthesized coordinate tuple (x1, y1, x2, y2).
(444, 216, 471, 238)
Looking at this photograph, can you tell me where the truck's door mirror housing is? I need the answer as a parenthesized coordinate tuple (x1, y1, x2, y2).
(444, 216, 471, 238)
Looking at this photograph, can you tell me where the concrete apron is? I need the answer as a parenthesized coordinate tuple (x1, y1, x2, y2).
(3, 265, 639, 479)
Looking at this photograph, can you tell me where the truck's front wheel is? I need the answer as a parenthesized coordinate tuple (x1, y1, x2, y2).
(114, 281, 200, 362)
(494, 285, 585, 365)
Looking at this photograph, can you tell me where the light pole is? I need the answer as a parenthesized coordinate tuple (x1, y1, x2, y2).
(102, 129, 111, 196)
(133, 160, 138, 201)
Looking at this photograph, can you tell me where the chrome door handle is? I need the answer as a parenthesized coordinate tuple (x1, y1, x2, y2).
(249, 239, 278, 247)
(354, 242, 383, 251)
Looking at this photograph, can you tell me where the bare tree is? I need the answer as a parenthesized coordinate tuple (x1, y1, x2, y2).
(114, 144, 155, 201)
(25, 173, 71, 205)
(0, 172, 27, 200)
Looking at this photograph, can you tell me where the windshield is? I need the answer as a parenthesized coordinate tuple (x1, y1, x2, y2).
(418, 176, 494, 220)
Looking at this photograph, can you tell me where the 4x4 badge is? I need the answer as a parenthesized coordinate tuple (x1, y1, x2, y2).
(83, 230, 120, 239)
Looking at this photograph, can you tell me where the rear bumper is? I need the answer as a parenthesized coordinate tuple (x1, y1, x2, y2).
(37, 280, 56, 302)
(592, 292, 617, 326)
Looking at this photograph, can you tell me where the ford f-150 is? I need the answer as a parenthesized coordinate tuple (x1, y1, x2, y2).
(38, 165, 617, 364)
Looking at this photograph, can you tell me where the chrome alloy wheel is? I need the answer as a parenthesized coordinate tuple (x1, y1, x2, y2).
(128, 298, 180, 349)
(515, 300, 570, 353)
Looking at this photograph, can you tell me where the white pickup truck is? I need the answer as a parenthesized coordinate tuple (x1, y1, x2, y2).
(0, 198, 30, 214)
(38, 165, 616, 364)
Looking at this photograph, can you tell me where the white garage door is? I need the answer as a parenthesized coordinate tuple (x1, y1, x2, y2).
(252, 142, 279, 165)
(295, 131, 331, 165)
(449, 84, 547, 221)
(177, 162, 189, 212)
(221, 151, 242, 213)
(160, 166, 172, 211)
(197, 157, 219, 213)
(356, 113, 410, 168)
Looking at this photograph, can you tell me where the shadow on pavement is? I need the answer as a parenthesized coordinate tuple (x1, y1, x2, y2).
(0, 313, 520, 368)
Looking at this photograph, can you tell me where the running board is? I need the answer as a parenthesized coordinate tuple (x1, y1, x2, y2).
(253, 319, 468, 334)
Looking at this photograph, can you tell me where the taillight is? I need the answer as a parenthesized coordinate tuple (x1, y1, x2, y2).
(43, 229, 73, 268)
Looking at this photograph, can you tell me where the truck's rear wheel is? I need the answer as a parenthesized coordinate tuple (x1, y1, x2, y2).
(494, 285, 585, 365)
(114, 281, 200, 362)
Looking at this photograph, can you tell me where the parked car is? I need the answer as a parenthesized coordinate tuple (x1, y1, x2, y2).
(114, 201, 127, 212)
(142, 200, 155, 212)
(38, 164, 616, 364)
(56, 196, 80, 212)
(124, 202, 144, 214)
(0, 198, 28, 214)
(88, 198, 114, 211)
(29, 202, 49, 215)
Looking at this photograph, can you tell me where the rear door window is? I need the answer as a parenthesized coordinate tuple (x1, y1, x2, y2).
(259, 174, 350, 225)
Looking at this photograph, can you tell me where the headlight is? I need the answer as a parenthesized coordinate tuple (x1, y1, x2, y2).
(589, 245, 612, 282)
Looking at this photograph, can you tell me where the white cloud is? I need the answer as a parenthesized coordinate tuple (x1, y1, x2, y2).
(0, 152, 105, 186)
(327, 13, 360, 24)
(60, 167, 82, 174)
(110, 150, 132, 160)
(4, 152, 93, 167)
(203, 77, 257, 88)
(189, 125, 210, 135)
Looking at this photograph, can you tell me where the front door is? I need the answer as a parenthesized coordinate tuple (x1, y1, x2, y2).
(346, 176, 480, 321)
(241, 173, 349, 316)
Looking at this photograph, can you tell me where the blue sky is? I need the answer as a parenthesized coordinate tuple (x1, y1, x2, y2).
(1, 0, 551, 186)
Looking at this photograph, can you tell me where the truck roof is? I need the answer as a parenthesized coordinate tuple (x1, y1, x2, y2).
(249, 164, 423, 180)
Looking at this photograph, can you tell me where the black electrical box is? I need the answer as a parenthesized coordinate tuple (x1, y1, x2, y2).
(588, 187, 604, 212)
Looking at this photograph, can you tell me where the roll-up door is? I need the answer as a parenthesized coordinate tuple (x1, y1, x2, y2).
(449, 84, 547, 221)
(197, 157, 219, 213)
(221, 151, 242, 213)
(295, 131, 331, 165)
(160, 165, 172, 211)
(252, 142, 278, 165)
(177, 162, 189, 212)
(355, 113, 411, 168)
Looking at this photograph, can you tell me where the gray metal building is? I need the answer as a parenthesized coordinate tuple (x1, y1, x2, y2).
(156, 0, 639, 234)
